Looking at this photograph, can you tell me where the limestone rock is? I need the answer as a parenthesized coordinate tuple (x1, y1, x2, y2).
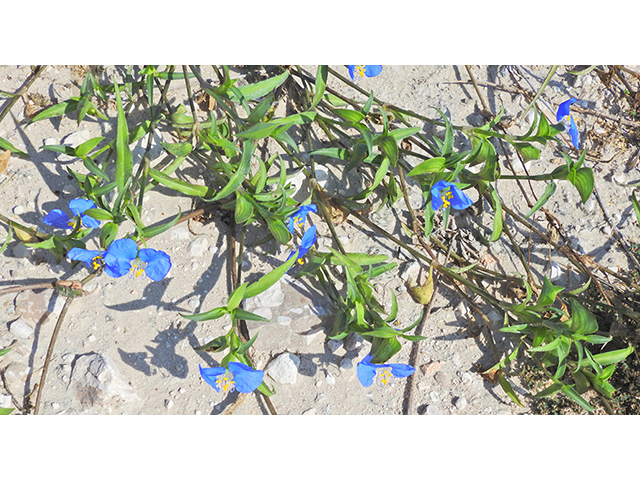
(69, 353, 139, 407)
(265, 353, 300, 384)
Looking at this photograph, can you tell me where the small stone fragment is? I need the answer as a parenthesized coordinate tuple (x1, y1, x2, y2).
(454, 397, 468, 410)
(325, 372, 336, 386)
(325, 339, 343, 353)
(165, 399, 174, 410)
(339, 358, 353, 370)
(265, 353, 300, 384)
(302, 408, 317, 415)
(188, 237, 209, 257)
(0, 394, 12, 408)
(9, 319, 34, 339)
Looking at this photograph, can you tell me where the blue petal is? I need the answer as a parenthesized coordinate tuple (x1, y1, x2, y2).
(288, 204, 317, 233)
(81, 214, 101, 229)
(68, 247, 102, 267)
(357, 355, 377, 387)
(139, 248, 172, 281)
(199, 364, 226, 393)
(364, 65, 382, 77)
(107, 238, 138, 261)
(556, 98, 577, 122)
(569, 115, 579, 149)
(43, 209, 72, 229)
(449, 185, 473, 210)
(228, 362, 264, 393)
(430, 180, 450, 211)
(298, 224, 317, 256)
(69, 198, 96, 216)
(389, 363, 415, 378)
(348, 65, 357, 80)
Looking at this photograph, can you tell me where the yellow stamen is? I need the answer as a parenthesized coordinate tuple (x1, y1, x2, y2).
(216, 373, 235, 393)
(294, 216, 304, 229)
(129, 259, 148, 279)
(91, 256, 104, 270)
(355, 65, 366, 78)
(376, 367, 394, 387)
(441, 188, 454, 209)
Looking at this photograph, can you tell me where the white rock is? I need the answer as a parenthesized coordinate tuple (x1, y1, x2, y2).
(252, 307, 272, 320)
(245, 280, 284, 309)
(425, 404, 440, 415)
(429, 391, 440, 402)
(265, 353, 300, 384)
(275, 315, 291, 325)
(12, 205, 24, 215)
(69, 353, 139, 406)
(165, 399, 174, 410)
(547, 261, 562, 282)
(188, 297, 201, 309)
(302, 408, 316, 415)
(9, 319, 34, 339)
(454, 397, 468, 410)
(188, 237, 209, 257)
(400, 261, 421, 281)
(304, 327, 325, 345)
(315, 165, 330, 189)
(325, 371, 336, 386)
(0, 394, 12, 408)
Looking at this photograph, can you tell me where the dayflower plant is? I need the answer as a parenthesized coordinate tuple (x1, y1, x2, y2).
(357, 355, 415, 387)
(288, 204, 317, 233)
(556, 98, 579, 149)
(199, 363, 264, 394)
(288, 224, 317, 265)
(431, 180, 473, 211)
(68, 238, 139, 278)
(348, 65, 383, 81)
(43, 198, 100, 230)
(129, 248, 172, 281)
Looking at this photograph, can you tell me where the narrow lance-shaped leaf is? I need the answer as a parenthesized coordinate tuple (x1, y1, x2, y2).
(312, 66, 328, 109)
(211, 140, 255, 201)
(114, 81, 133, 195)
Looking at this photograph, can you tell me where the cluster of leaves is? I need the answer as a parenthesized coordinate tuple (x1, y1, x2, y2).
(487, 277, 634, 411)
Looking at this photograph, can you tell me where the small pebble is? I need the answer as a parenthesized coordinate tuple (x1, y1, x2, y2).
(9, 319, 34, 339)
(425, 404, 440, 415)
(165, 399, 174, 410)
(326, 339, 343, 353)
(339, 358, 353, 370)
(429, 391, 440, 402)
(13, 205, 25, 215)
(454, 397, 468, 410)
(325, 372, 336, 386)
(276, 315, 291, 325)
(87, 334, 96, 343)
(302, 408, 317, 415)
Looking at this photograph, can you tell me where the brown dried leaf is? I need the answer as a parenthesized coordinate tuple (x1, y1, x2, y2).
(479, 367, 501, 384)
(0, 148, 10, 174)
(12, 224, 34, 242)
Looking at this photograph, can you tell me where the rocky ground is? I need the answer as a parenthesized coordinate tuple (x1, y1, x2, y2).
(1, 65, 639, 415)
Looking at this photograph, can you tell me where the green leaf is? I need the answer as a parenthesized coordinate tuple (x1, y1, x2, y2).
(148, 168, 212, 197)
(332, 108, 366, 123)
(388, 127, 421, 142)
(529, 335, 561, 353)
(361, 90, 374, 115)
(83, 208, 114, 222)
(566, 299, 598, 335)
(407, 157, 446, 176)
(235, 193, 254, 224)
(0, 407, 14, 415)
(562, 384, 594, 412)
(180, 306, 228, 322)
(535, 276, 564, 308)
(369, 336, 401, 364)
(498, 372, 525, 407)
(526, 181, 556, 219)
(162, 141, 193, 157)
(377, 135, 399, 167)
(244, 254, 298, 299)
(0, 347, 11, 356)
(568, 167, 595, 204)
(228, 70, 289, 103)
(141, 207, 182, 239)
(488, 184, 503, 241)
(235, 309, 270, 322)
(534, 381, 564, 398)
(632, 192, 640, 226)
(308, 148, 348, 160)
(195, 334, 230, 352)
(0, 136, 28, 157)
(513, 142, 541, 161)
(211, 141, 255, 201)
(228, 283, 248, 311)
(114, 81, 133, 195)
(236, 333, 260, 355)
(41, 144, 76, 156)
(485, 345, 521, 372)
(351, 157, 389, 200)
(30, 98, 79, 122)
(247, 92, 276, 125)
(265, 216, 292, 244)
(237, 111, 316, 140)
(591, 345, 634, 366)
(99, 222, 118, 249)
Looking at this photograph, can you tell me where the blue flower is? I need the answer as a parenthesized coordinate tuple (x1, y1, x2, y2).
(287, 224, 317, 265)
(67, 238, 138, 278)
(348, 65, 383, 81)
(130, 248, 172, 281)
(357, 355, 415, 387)
(199, 362, 264, 394)
(556, 98, 579, 149)
(431, 180, 473, 211)
(43, 198, 101, 230)
(288, 204, 317, 233)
